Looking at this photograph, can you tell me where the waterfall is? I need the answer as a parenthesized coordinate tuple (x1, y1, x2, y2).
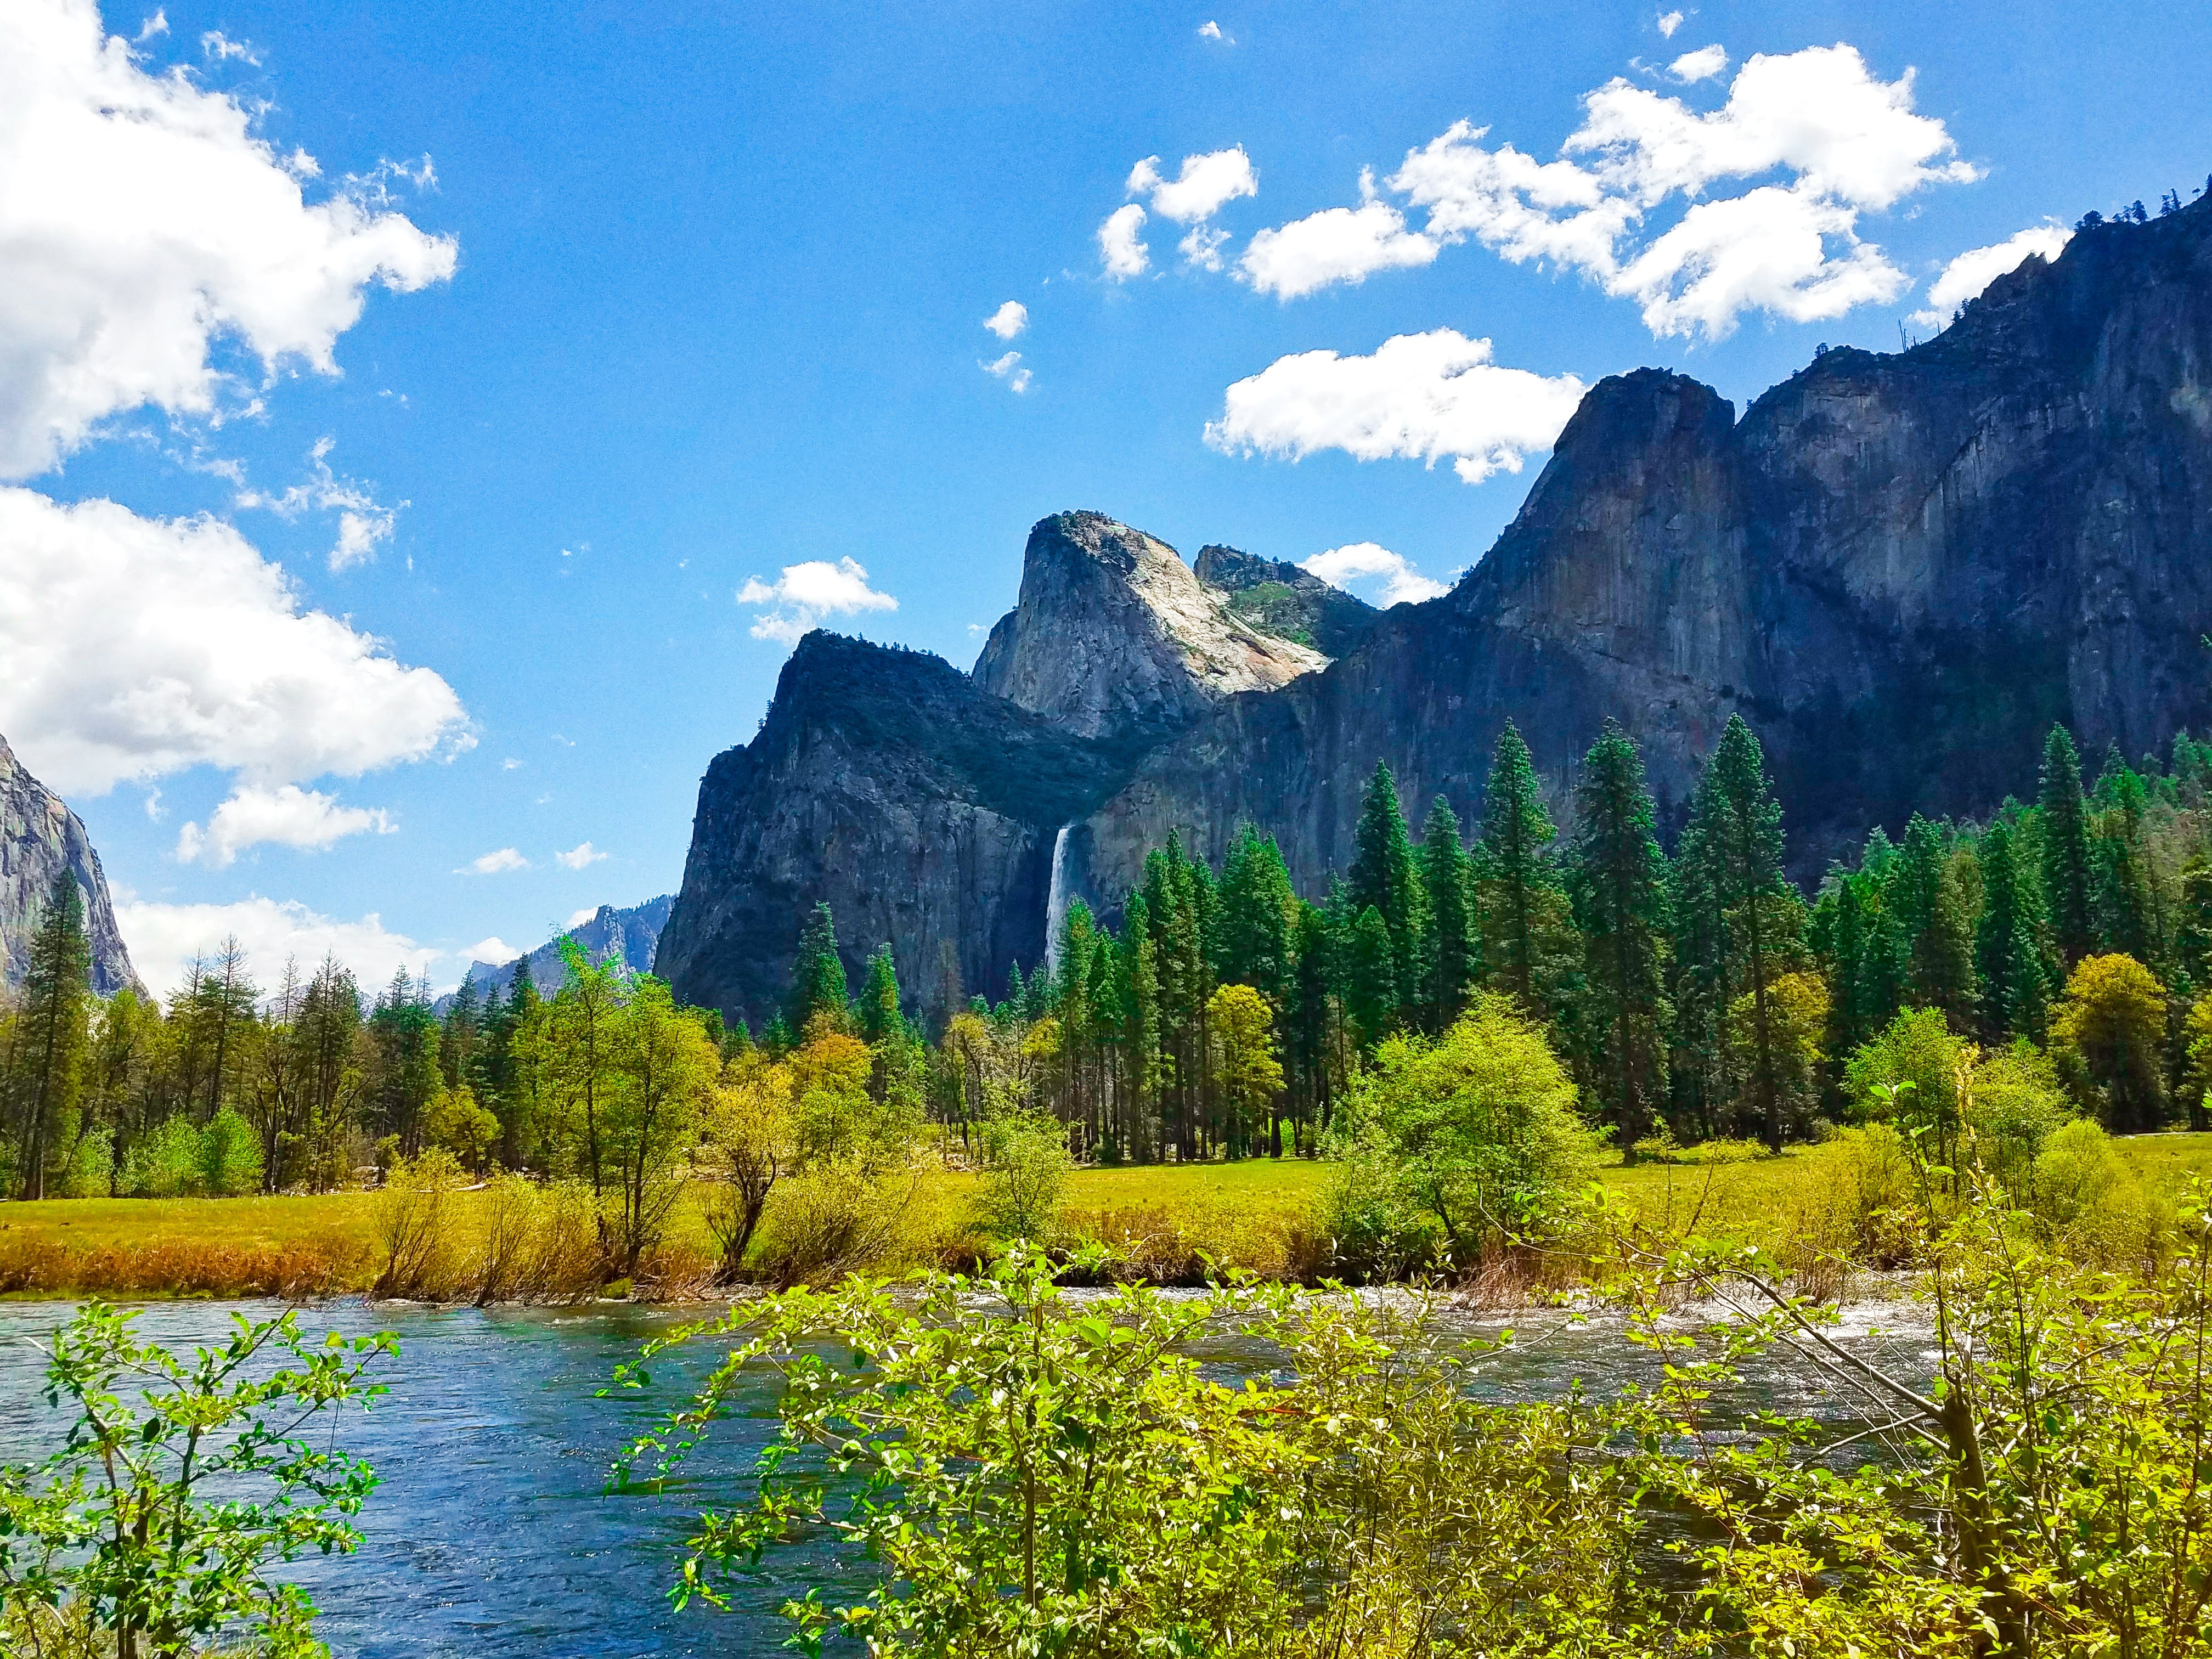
(1043, 823, 1074, 981)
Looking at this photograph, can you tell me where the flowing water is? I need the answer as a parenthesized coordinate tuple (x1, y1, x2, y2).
(1042, 822, 1074, 981)
(0, 1294, 1938, 1657)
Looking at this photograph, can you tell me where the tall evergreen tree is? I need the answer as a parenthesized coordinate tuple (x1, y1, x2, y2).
(2092, 763, 2160, 965)
(1474, 721, 1561, 1008)
(1347, 761, 1424, 1007)
(1697, 715, 1792, 1150)
(1892, 815, 1979, 1027)
(1417, 798, 1476, 1031)
(13, 873, 92, 1199)
(1975, 816, 2052, 1039)
(439, 975, 480, 1088)
(857, 945, 903, 1042)
(2039, 725, 2096, 965)
(1344, 906, 1398, 1045)
(1567, 724, 1671, 1153)
(788, 901, 849, 1032)
(1217, 823, 1295, 1008)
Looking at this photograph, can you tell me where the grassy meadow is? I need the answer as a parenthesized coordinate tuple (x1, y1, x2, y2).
(4, 1132, 2206, 1301)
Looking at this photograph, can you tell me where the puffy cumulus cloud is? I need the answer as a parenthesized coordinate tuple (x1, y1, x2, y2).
(554, 840, 606, 870)
(0, 0, 458, 478)
(1198, 20, 1230, 42)
(1098, 203, 1149, 279)
(461, 847, 527, 875)
(176, 782, 393, 867)
(981, 350, 1032, 393)
(1205, 329, 1587, 484)
(1657, 10, 1684, 37)
(1250, 44, 1977, 337)
(737, 556, 899, 645)
(1127, 146, 1257, 224)
(0, 487, 469, 795)
(117, 894, 435, 1002)
(1669, 44, 1727, 82)
(983, 300, 1029, 340)
(1300, 543, 1450, 606)
(565, 906, 597, 929)
(1239, 180, 1440, 300)
(464, 936, 520, 966)
(1910, 222, 2072, 326)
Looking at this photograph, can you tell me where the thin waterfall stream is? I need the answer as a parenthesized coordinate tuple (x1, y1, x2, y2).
(1042, 822, 1074, 980)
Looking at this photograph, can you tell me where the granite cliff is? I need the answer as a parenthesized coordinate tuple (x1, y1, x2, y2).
(665, 195, 2212, 1029)
(1, 733, 141, 996)
(438, 893, 674, 1013)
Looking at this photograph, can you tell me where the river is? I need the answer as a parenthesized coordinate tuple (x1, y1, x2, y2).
(0, 1294, 1937, 1656)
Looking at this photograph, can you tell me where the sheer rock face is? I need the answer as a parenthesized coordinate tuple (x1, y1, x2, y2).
(667, 199, 2212, 1027)
(655, 634, 1142, 1029)
(973, 511, 1327, 742)
(1, 733, 141, 996)
(438, 895, 674, 1014)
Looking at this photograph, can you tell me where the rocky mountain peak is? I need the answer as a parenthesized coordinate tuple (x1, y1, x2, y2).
(1, 731, 143, 997)
(972, 511, 1327, 742)
(1193, 544, 1381, 659)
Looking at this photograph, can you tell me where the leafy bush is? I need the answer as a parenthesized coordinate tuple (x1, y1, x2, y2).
(475, 1172, 603, 1304)
(371, 1147, 467, 1299)
(2029, 1118, 2171, 1266)
(199, 1105, 263, 1197)
(971, 1110, 1072, 1245)
(751, 1155, 914, 1288)
(55, 1128, 112, 1198)
(1325, 994, 1599, 1269)
(121, 1115, 205, 1197)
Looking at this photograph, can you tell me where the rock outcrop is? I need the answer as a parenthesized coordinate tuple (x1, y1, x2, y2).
(1193, 544, 1380, 659)
(973, 512, 1327, 742)
(666, 195, 2212, 1029)
(1, 732, 142, 996)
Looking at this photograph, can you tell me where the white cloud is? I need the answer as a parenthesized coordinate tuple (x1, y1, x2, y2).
(1127, 146, 1257, 225)
(565, 906, 597, 929)
(1205, 328, 1587, 484)
(1657, 10, 1685, 37)
(0, 0, 457, 478)
(1238, 192, 1438, 298)
(200, 29, 257, 63)
(737, 556, 899, 645)
(135, 9, 166, 41)
(1098, 202, 1150, 279)
(176, 782, 393, 867)
(465, 936, 520, 965)
(117, 894, 435, 1002)
(1250, 44, 1977, 338)
(981, 350, 1033, 393)
(554, 840, 606, 870)
(0, 487, 469, 795)
(462, 847, 528, 875)
(984, 300, 1028, 340)
(1669, 44, 1727, 82)
(1301, 543, 1450, 606)
(1910, 221, 2072, 326)
(1198, 20, 1228, 42)
(234, 436, 400, 571)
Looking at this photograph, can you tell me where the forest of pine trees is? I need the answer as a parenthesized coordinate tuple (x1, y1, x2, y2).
(7, 713, 2212, 1200)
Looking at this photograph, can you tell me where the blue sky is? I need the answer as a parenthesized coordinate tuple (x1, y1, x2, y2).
(5, 0, 2210, 996)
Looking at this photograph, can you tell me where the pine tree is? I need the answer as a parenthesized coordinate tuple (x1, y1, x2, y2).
(1567, 724, 1671, 1153)
(2092, 763, 2160, 965)
(857, 945, 902, 1042)
(1417, 798, 1476, 1031)
(439, 975, 479, 1088)
(1348, 761, 1425, 1017)
(2174, 860, 2212, 995)
(788, 901, 849, 1032)
(1698, 715, 1793, 1151)
(1975, 816, 2052, 1038)
(1477, 725, 1566, 1013)
(1893, 815, 1979, 1026)
(13, 873, 92, 1199)
(1217, 823, 1295, 1008)
(1344, 906, 1398, 1045)
(2039, 725, 2096, 965)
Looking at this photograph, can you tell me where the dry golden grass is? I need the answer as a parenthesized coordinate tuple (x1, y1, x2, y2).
(2, 1134, 2203, 1299)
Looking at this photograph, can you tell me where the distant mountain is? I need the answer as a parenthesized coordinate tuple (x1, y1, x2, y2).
(1, 732, 141, 997)
(662, 194, 2212, 1031)
(438, 894, 674, 1013)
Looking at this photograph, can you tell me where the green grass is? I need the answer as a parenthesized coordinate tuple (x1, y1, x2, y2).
(3, 1133, 2204, 1299)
